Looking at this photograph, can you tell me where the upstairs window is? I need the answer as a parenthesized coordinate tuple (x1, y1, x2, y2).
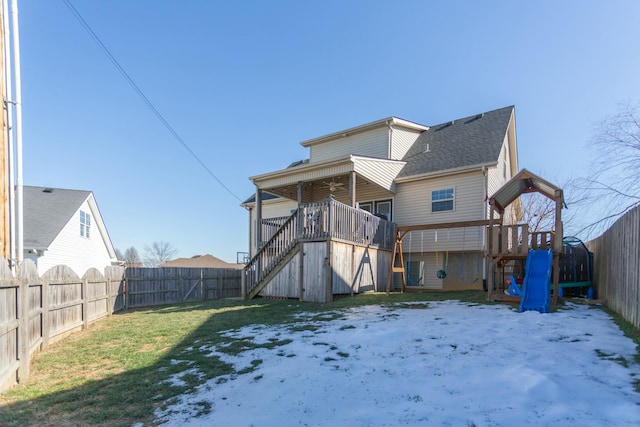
(80, 210, 91, 238)
(432, 188, 454, 212)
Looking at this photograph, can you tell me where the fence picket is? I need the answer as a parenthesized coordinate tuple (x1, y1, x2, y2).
(587, 205, 640, 329)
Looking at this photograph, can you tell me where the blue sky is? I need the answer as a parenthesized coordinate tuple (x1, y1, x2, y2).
(17, 1, 640, 262)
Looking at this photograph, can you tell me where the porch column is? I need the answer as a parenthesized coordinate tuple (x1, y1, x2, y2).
(255, 187, 262, 248)
(348, 171, 356, 208)
(297, 181, 303, 238)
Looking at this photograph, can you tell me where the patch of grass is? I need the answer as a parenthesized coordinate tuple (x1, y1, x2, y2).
(590, 304, 640, 391)
(591, 304, 640, 392)
(238, 359, 264, 375)
(287, 324, 322, 332)
(595, 349, 629, 368)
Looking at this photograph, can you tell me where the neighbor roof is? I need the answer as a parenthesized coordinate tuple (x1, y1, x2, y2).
(241, 191, 281, 205)
(24, 186, 92, 250)
(161, 254, 243, 269)
(397, 106, 514, 178)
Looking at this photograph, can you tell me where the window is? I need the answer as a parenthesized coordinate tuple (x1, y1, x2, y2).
(432, 188, 454, 212)
(80, 210, 91, 238)
(358, 199, 392, 221)
(375, 200, 392, 221)
(358, 202, 373, 213)
(406, 260, 424, 286)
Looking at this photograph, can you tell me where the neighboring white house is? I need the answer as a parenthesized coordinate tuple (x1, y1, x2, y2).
(242, 106, 520, 292)
(23, 186, 118, 276)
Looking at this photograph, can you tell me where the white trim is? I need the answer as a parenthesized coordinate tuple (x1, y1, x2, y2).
(250, 155, 406, 192)
(299, 117, 428, 147)
(394, 162, 498, 184)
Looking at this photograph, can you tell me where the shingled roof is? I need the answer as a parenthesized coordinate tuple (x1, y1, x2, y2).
(398, 105, 514, 178)
(24, 186, 92, 250)
(161, 254, 243, 269)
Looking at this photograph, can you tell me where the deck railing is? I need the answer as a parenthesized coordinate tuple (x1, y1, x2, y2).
(258, 215, 289, 248)
(245, 198, 395, 298)
(488, 223, 554, 257)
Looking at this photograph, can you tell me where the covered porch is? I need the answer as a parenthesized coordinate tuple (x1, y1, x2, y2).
(242, 197, 395, 302)
(243, 156, 403, 302)
(247, 154, 405, 253)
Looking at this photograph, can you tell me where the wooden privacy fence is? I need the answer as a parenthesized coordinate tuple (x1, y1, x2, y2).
(587, 205, 640, 329)
(0, 260, 125, 394)
(0, 263, 242, 394)
(124, 267, 242, 308)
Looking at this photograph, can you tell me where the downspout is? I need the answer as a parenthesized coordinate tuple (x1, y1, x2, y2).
(482, 165, 488, 285)
(9, 0, 22, 266)
(387, 120, 393, 159)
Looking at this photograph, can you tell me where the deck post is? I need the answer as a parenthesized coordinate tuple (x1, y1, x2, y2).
(255, 187, 262, 248)
(349, 170, 356, 208)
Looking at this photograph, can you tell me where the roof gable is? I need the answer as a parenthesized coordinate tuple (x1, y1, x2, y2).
(299, 117, 428, 147)
(490, 168, 564, 214)
(398, 106, 514, 178)
(24, 186, 92, 249)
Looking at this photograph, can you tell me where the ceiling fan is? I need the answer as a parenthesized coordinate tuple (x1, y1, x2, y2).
(323, 181, 346, 192)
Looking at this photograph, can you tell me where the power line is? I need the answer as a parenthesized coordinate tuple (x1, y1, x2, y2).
(61, 0, 244, 203)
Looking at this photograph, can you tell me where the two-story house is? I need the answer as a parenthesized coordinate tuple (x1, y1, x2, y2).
(242, 106, 520, 301)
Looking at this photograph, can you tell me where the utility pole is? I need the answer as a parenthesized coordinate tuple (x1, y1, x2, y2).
(0, 1, 9, 262)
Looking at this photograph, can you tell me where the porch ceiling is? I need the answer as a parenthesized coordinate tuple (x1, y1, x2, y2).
(249, 155, 406, 202)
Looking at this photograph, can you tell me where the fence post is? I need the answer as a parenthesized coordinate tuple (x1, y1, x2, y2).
(82, 276, 89, 329)
(106, 276, 113, 316)
(241, 269, 246, 298)
(41, 278, 50, 350)
(17, 280, 29, 383)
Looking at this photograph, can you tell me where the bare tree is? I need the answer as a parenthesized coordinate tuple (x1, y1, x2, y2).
(124, 246, 142, 267)
(115, 248, 124, 261)
(518, 177, 585, 235)
(519, 193, 555, 233)
(143, 241, 178, 267)
(578, 101, 640, 236)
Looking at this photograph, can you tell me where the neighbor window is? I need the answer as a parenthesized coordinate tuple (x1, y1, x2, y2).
(80, 210, 91, 238)
(432, 188, 454, 212)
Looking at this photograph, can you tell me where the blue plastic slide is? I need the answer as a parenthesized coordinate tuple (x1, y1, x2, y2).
(519, 249, 553, 313)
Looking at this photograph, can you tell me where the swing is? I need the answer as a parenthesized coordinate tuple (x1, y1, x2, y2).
(436, 229, 449, 279)
(460, 227, 480, 284)
(406, 231, 423, 286)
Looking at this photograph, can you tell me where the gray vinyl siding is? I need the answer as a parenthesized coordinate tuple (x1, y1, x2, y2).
(390, 126, 423, 160)
(310, 128, 389, 163)
(353, 157, 405, 192)
(487, 134, 519, 223)
(394, 171, 486, 253)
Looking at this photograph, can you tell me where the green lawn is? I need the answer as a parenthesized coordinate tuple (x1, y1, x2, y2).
(0, 291, 636, 427)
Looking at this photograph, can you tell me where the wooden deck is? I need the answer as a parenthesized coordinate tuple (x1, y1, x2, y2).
(244, 199, 396, 302)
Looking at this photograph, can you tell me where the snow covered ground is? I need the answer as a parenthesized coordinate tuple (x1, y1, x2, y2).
(155, 301, 640, 426)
